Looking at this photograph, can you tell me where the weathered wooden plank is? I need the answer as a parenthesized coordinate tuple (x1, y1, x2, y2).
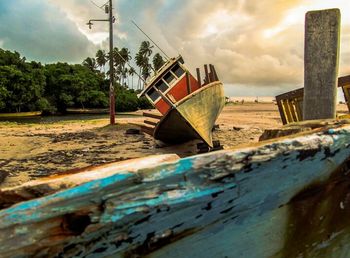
(0, 155, 179, 209)
(141, 125, 155, 136)
(282, 100, 293, 123)
(196, 68, 202, 87)
(204, 64, 209, 85)
(338, 75, 350, 112)
(303, 9, 341, 120)
(186, 71, 192, 94)
(143, 112, 162, 120)
(275, 88, 304, 125)
(288, 100, 298, 122)
(275, 88, 304, 102)
(1, 124, 350, 257)
(338, 75, 350, 87)
(144, 120, 158, 127)
(209, 64, 215, 82)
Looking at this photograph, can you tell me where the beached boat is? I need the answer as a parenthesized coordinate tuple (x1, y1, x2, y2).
(139, 56, 225, 147)
(0, 111, 42, 118)
(1, 121, 350, 257)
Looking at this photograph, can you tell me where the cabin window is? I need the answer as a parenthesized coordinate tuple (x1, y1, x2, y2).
(163, 72, 176, 86)
(147, 88, 160, 102)
(172, 64, 185, 78)
(155, 79, 169, 93)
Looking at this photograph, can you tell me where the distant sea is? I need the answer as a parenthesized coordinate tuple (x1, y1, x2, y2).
(229, 89, 346, 103)
(228, 96, 275, 103)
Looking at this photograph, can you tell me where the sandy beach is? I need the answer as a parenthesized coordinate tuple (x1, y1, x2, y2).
(0, 102, 348, 188)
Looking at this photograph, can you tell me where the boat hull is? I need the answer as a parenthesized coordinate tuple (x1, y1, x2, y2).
(2, 124, 350, 257)
(154, 81, 225, 147)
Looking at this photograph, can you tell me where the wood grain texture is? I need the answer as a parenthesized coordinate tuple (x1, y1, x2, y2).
(0, 155, 179, 209)
(2, 125, 350, 257)
(303, 8, 341, 120)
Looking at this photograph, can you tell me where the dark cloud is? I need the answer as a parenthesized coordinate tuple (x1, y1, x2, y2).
(0, 0, 97, 63)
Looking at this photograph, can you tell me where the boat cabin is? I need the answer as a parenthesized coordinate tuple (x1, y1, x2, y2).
(139, 56, 200, 115)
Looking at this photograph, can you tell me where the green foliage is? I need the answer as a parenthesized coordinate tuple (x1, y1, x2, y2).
(44, 63, 107, 112)
(135, 41, 155, 90)
(0, 48, 154, 114)
(95, 50, 107, 73)
(0, 62, 46, 112)
(138, 96, 153, 110)
(82, 57, 97, 72)
(114, 86, 153, 112)
(115, 86, 139, 112)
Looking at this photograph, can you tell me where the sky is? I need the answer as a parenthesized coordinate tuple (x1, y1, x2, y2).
(0, 0, 349, 97)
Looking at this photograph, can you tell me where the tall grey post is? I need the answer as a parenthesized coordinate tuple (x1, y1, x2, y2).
(303, 9, 341, 120)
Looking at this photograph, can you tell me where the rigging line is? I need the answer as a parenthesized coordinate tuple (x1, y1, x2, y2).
(113, 50, 147, 84)
(131, 20, 170, 61)
(102, 0, 110, 8)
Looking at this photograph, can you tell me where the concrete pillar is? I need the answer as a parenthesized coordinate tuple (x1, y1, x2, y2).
(303, 9, 341, 120)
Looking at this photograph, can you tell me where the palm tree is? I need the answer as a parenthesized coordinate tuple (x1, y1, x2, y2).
(135, 41, 154, 89)
(121, 67, 128, 88)
(128, 67, 136, 89)
(142, 60, 152, 82)
(95, 50, 107, 73)
(119, 48, 131, 87)
(135, 51, 144, 90)
(153, 53, 165, 71)
(140, 41, 154, 58)
(82, 57, 97, 72)
(115, 65, 123, 85)
(112, 47, 123, 85)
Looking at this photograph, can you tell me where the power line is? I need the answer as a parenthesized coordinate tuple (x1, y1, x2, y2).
(89, 0, 109, 11)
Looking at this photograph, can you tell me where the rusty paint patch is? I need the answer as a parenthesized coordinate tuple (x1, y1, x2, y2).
(282, 158, 350, 257)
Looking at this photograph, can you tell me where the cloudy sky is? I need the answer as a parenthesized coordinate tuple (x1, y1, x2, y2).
(0, 0, 349, 97)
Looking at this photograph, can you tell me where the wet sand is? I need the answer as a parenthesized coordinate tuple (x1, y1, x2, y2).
(0, 103, 348, 188)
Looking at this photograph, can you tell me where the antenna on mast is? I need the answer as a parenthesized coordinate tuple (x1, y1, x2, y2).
(131, 20, 170, 61)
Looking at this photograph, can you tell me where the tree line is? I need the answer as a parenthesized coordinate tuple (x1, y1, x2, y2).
(0, 41, 165, 114)
(83, 41, 165, 90)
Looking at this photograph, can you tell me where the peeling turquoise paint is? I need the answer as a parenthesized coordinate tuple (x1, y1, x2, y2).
(0, 172, 135, 226)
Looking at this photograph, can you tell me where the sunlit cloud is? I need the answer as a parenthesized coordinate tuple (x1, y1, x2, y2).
(78, 28, 109, 45)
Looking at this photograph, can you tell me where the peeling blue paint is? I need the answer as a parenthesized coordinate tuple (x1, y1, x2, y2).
(0, 172, 135, 226)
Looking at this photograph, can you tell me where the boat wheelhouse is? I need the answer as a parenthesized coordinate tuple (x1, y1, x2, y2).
(139, 56, 201, 115)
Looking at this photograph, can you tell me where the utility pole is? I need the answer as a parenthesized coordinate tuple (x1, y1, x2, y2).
(87, 0, 116, 125)
(108, 0, 115, 125)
